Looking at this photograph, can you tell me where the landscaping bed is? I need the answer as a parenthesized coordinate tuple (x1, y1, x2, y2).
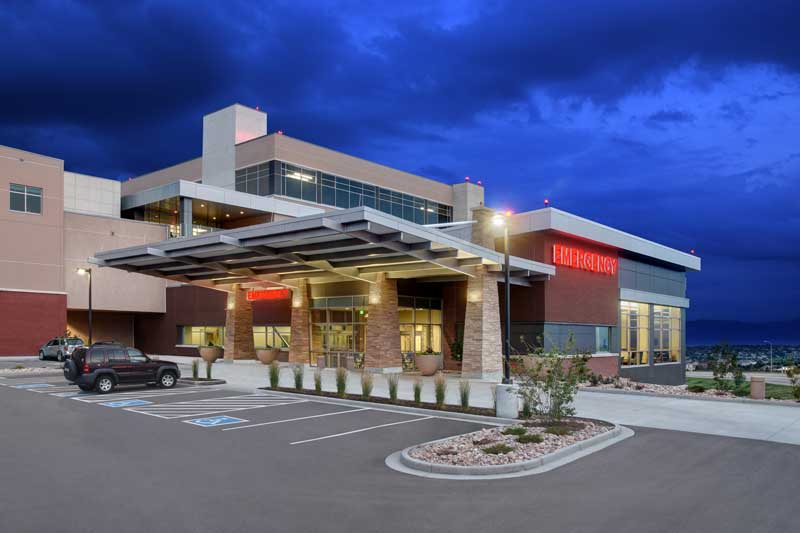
(259, 386, 496, 417)
(178, 377, 227, 386)
(0, 366, 61, 375)
(581, 377, 799, 402)
(407, 418, 612, 467)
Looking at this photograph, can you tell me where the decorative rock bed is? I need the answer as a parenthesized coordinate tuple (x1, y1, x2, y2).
(582, 379, 737, 399)
(407, 418, 613, 468)
(0, 366, 61, 376)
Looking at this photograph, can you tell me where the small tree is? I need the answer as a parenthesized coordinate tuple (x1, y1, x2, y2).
(785, 365, 800, 402)
(710, 343, 743, 392)
(513, 333, 586, 422)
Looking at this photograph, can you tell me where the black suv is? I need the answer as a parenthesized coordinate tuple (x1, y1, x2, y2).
(63, 342, 180, 394)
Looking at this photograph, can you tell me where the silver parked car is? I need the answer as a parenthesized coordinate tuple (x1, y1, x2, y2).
(39, 337, 84, 362)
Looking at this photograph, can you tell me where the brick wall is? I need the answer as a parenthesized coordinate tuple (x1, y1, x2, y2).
(0, 291, 66, 356)
(364, 273, 402, 369)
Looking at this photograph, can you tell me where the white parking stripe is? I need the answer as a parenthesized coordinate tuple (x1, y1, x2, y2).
(290, 416, 434, 445)
(222, 408, 371, 431)
(72, 387, 223, 403)
(122, 393, 308, 419)
(126, 401, 307, 419)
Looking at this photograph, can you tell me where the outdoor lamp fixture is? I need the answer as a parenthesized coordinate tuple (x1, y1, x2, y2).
(492, 211, 512, 384)
(76, 267, 93, 345)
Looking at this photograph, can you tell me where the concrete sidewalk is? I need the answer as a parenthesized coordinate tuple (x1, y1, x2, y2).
(158, 355, 800, 446)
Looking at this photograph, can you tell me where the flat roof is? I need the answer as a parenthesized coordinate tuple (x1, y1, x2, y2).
(92, 206, 554, 290)
(510, 207, 701, 272)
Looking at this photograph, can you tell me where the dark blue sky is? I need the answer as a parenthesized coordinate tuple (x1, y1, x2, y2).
(1, 1, 798, 322)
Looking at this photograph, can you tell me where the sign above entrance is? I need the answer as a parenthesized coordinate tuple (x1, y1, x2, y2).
(246, 288, 291, 301)
(552, 244, 617, 275)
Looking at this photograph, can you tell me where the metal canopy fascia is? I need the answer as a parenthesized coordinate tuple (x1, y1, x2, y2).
(91, 207, 555, 289)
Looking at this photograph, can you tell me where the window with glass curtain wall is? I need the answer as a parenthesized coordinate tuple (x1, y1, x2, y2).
(399, 296, 443, 354)
(253, 326, 291, 349)
(653, 305, 681, 363)
(620, 301, 649, 365)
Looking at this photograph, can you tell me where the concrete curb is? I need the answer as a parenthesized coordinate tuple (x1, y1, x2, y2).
(178, 378, 227, 386)
(257, 388, 514, 426)
(579, 387, 800, 407)
(394, 424, 627, 478)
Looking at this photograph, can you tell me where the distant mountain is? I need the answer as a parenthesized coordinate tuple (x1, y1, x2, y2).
(687, 319, 800, 346)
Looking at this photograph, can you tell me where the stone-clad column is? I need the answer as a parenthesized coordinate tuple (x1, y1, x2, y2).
(223, 284, 255, 360)
(288, 279, 310, 364)
(461, 203, 503, 380)
(461, 265, 503, 380)
(364, 273, 402, 372)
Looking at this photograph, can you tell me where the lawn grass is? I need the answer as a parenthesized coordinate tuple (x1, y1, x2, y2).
(686, 377, 797, 401)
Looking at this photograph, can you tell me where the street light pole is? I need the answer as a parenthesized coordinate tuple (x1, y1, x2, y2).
(763, 340, 772, 372)
(503, 222, 511, 384)
(77, 268, 93, 345)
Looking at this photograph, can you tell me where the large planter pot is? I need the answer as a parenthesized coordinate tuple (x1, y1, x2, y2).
(256, 348, 280, 365)
(415, 354, 441, 376)
(199, 346, 223, 363)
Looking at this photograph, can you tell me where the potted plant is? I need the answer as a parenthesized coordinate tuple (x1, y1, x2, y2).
(199, 341, 223, 363)
(256, 345, 280, 365)
(415, 347, 441, 376)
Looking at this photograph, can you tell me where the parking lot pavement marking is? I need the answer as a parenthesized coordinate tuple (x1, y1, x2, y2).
(30, 385, 78, 393)
(12, 383, 54, 389)
(124, 394, 308, 419)
(50, 391, 86, 398)
(72, 387, 224, 403)
(221, 407, 371, 431)
(290, 415, 435, 445)
(99, 399, 153, 408)
(184, 416, 248, 428)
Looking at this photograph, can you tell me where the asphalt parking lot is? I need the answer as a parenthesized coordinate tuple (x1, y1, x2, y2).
(1, 373, 798, 533)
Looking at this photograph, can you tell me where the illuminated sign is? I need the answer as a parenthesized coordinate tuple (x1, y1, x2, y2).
(552, 244, 617, 275)
(246, 288, 291, 301)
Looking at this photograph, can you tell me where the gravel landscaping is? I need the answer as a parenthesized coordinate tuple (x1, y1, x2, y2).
(408, 419, 611, 466)
(582, 379, 739, 398)
(0, 366, 61, 376)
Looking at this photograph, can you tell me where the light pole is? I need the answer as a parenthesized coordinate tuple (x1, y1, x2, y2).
(76, 268, 93, 345)
(492, 211, 512, 384)
(763, 340, 773, 372)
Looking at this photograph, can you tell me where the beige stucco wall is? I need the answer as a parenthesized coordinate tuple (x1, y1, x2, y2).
(64, 171, 121, 217)
(0, 145, 65, 293)
(121, 158, 202, 195)
(64, 212, 168, 313)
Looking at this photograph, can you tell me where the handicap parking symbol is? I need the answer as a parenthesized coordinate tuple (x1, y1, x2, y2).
(14, 383, 53, 389)
(185, 416, 246, 428)
(99, 399, 152, 408)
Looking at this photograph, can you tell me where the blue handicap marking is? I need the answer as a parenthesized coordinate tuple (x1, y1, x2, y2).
(100, 399, 152, 408)
(14, 383, 54, 389)
(185, 416, 246, 428)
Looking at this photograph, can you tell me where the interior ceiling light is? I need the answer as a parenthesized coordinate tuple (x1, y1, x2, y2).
(200, 204, 205, 207)
(226, 213, 230, 217)
(240, 211, 244, 215)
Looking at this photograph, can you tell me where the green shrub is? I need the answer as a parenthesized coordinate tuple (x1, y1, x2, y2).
(191, 359, 199, 380)
(387, 373, 399, 402)
(314, 369, 322, 393)
(786, 366, 800, 402)
(501, 426, 527, 436)
(205, 360, 212, 380)
(588, 372, 601, 386)
(413, 377, 423, 404)
(687, 384, 706, 393)
(335, 367, 348, 398)
(458, 379, 471, 409)
(293, 365, 304, 390)
(360, 371, 374, 399)
(434, 372, 447, 407)
(521, 398, 532, 418)
(269, 361, 280, 389)
(544, 425, 572, 436)
(517, 433, 544, 444)
(482, 443, 514, 455)
(711, 343, 744, 391)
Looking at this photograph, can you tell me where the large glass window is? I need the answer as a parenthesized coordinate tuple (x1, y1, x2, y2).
(620, 301, 649, 366)
(253, 326, 291, 349)
(310, 296, 368, 358)
(235, 162, 271, 196)
(399, 296, 443, 354)
(595, 326, 611, 353)
(9, 184, 42, 214)
(272, 160, 453, 224)
(653, 305, 681, 363)
(179, 326, 225, 346)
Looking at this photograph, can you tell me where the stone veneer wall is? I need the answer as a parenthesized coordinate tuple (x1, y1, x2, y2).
(288, 279, 310, 364)
(223, 284, 255, 360)
(364, 273, 402, 370)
